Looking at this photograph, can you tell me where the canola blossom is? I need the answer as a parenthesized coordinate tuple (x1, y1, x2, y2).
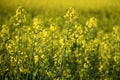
(0, 7, 120, 80)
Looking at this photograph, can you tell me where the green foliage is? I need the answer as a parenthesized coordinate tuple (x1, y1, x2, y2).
(0, 6, 120, 80)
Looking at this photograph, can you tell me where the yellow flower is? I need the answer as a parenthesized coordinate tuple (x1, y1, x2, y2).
(41, 54, 45, 59)
(85, 17, 97, 29)
(46, 71, 52, 77)
(19, 67, 30, 73)
(99, 65, 103, 72)
(84, 63, 89, 68)
(34, 55, 39, 63)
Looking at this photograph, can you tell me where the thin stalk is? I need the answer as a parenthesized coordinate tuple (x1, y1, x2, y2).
(16, 24, 21, 79)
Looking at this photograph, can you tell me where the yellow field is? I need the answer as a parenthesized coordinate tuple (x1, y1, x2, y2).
(0, 0, 120, 9)
(0, 0, 120, 80)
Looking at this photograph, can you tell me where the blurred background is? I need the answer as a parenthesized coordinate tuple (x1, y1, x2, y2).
(0, 0, 120, 9)
(0, 0, 120, 31)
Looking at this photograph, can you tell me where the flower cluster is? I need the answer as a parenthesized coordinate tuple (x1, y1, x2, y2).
(0, 7, 120, 80)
